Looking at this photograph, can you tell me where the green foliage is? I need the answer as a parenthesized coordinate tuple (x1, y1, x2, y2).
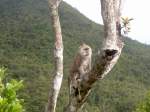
(134, 91, 150, 112)
(0, 68, 24, 112)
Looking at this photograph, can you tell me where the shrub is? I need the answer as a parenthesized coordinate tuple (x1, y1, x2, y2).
(0, 68, 24, 112)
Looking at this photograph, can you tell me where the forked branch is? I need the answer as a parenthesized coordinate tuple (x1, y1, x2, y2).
(65, 0, 124, 111)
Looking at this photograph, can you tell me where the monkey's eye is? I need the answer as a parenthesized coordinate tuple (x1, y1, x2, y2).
(84, 48, 89, 51)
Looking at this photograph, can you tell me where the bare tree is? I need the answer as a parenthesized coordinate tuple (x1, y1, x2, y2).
(46, 0, 124, 112)
(45, 0, 63, 112)
(64, 0, 124, 111)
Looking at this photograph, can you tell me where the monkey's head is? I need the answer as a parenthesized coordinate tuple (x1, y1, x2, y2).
(78, 43, 92, 59)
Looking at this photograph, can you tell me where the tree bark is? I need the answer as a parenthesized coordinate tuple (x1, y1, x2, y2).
(65, 0, 124, 112)
(45, 0, 63, 112)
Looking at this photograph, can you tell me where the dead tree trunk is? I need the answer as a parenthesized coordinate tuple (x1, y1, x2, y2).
(45, 0, 63, 112)
(65, 0, 124, 111)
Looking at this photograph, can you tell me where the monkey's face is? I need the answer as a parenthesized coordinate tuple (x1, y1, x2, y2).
(79, 44, 92, 58)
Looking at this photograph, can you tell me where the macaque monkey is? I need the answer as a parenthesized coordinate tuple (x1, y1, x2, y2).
(69, 43, 92, 99)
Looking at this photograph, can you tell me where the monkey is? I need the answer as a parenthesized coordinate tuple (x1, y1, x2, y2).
(70, 43, 92, 81)
(68, 43, 92, 100)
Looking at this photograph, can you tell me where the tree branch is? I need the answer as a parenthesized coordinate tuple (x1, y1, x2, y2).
(45, 0, 63, 112)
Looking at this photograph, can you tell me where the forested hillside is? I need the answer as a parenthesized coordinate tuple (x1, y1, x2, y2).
(0, 0, 150, 112)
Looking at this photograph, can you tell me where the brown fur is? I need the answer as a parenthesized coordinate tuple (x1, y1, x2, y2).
(69, 43, 92, 89)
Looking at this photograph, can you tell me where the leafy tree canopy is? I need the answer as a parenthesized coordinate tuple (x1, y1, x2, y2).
(0, 68, 24, 112)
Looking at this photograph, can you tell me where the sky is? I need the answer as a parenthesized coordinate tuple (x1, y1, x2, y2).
(63, 0, 150, 44)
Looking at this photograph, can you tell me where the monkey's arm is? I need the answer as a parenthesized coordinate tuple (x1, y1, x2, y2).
(78, 67, 85, 78)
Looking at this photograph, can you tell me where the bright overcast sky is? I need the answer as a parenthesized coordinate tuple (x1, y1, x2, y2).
(63, 0, 150, 44)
